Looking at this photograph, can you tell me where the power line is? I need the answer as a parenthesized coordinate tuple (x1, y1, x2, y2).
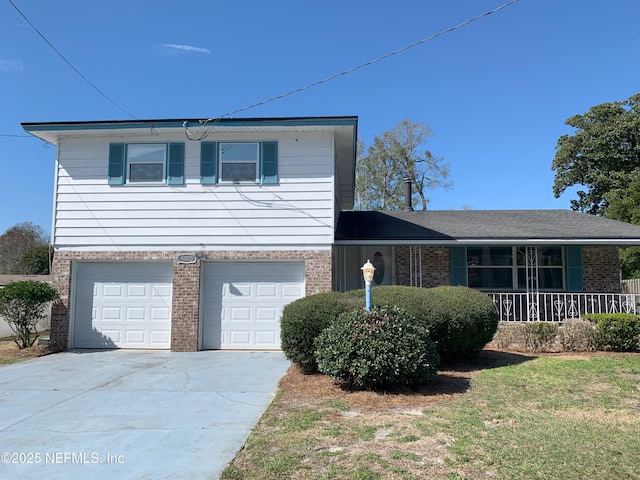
(7, 0, 139, 120)
(215, 0, 521, 119)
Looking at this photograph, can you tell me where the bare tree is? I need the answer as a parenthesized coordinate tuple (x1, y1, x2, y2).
(355, 119, 451, 210)
(0, 222, 49, 274)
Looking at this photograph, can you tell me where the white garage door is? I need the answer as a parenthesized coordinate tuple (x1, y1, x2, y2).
(202, 262, 305, 350)
(73, 262, 172, 349)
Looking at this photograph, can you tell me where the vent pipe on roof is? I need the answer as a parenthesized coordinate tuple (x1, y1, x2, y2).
(403, 178, 413, 212)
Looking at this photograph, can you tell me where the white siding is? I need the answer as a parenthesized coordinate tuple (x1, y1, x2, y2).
(53, 132, 337, 249)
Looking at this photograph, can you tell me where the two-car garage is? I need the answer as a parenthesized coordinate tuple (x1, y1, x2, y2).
(71, 261, 305, 350)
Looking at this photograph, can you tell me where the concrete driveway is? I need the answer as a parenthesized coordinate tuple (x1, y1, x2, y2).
(0, 350, 290, 479)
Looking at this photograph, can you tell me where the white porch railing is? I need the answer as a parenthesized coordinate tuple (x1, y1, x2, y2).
(487, 292, 640, 322)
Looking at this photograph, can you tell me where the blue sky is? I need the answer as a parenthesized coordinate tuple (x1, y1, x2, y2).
(1, 0, 638, 236)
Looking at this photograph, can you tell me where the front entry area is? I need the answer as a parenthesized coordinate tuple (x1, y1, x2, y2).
(72, 262, 173, 349)
(201, 262, 305, 350)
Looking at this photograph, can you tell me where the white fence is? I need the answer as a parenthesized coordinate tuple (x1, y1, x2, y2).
(488, 292, 640, 322)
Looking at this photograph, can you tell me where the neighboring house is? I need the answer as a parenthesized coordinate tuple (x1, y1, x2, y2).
(22, 116, 640, 351)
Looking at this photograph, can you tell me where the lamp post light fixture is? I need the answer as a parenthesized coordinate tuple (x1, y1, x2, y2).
(361, 259, 376, 312)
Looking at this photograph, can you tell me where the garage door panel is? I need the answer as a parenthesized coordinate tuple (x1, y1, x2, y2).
(256, 284, 277, 297)
(256, 330, 277, 345)
(151, 307, 170, 320)
(73, 263, 172, 349)
(126, 307, 145, 320)
(256, 307, 277, 321)
(125, 330, 145, 343)
(282, 284, 303, 298)
(102, 307, 123, 320)
(127, 284, 148, 297)
(230, 331, 251, 345)
(202, 262, 304, 350)
(104, 284, 124, 298)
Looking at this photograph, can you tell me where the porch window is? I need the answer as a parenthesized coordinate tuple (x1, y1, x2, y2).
(467, 246, 565, 290)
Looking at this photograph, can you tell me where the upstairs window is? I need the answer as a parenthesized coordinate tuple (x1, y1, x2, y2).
(220, 142, 259, 182)
(200, 141, 278, 185)
(127, 144, 165, 183)
(108, 143, 184, 185)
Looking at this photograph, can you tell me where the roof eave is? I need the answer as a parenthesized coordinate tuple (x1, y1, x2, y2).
(334, 238, 640, 246)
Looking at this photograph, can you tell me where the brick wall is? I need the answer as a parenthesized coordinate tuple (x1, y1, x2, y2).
(50, 249, 332, 351)
(582, 246, 621, 292)
(395, 246, 451, 287)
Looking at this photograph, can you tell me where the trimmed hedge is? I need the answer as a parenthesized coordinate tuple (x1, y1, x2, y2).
(280, 292, 359, 373)
(315, 305, 439, 390)
(343, 285, 499, 362)
(583, 313, 640, 351)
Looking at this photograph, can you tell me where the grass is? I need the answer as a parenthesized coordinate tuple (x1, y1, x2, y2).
(221, 350, 640, 480)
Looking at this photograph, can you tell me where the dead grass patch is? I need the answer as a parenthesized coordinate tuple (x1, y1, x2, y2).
(554, 406, 639, 424)
(0, 333, 55, 365)
(223, 350, 640, 480)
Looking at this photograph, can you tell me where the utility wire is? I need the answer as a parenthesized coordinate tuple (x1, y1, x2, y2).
(7, 0, 139, 120)
(214, 0, 521, 120)
(185, 0, 520, 140)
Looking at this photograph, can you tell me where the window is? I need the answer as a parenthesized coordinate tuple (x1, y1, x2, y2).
(466, 246, 565, 290)
(467, 247, 513, 289)
(516, 246, 564, 290)
(108, 143, 184, 185)
(200, 141, 278, 185)
(220, 143, 258, 182)
(127, 144, 165, 183)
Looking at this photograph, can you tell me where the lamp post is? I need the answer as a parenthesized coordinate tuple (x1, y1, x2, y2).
(361, 259, 376, 312)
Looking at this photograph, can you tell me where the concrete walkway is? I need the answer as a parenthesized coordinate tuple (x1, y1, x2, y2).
(0, 350, 290, 479)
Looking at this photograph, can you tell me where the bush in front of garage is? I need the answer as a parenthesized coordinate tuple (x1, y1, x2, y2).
(314, 304, 439, 391)
(342, 285, 499, 362)
(0, 280, 58, 349)
(280, 292, 360, 374)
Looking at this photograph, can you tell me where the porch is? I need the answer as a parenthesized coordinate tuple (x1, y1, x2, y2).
(488, 291, 640, 322)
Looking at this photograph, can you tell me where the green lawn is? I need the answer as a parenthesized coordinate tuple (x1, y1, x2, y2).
(221, 352, 640, 480)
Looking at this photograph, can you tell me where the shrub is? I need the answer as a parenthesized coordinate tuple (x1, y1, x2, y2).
(342, 285, 499, 362)
(0, 280, 58, 349)
(558, 319, 598, 352)
(280, 292, 359, 374)
(583, 313, 640, 351)
(522, 322, 559, 352)
(315, 305, 439, 391)
(420, 286, 500, 361)
(491, 322, 526, 350)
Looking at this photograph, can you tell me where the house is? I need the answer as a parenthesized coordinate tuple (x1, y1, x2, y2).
(334, 208, 640, 322)
(23, 116, 357, 351)
(22, 115, 640, 351)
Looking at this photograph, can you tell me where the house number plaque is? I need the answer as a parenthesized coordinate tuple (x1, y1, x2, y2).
(176, 254, 198, 264)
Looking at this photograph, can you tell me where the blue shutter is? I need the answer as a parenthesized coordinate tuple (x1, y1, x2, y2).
(200, 142, 218, 184)
(108, 143, 126, 185)
(261, 141, 278, 184)
(167, 143, 185, 185)
(566, 246, 583, 292)
(451, 246, 468, 286)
